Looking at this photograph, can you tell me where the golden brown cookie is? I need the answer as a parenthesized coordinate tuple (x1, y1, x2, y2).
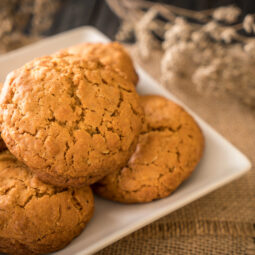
(64, 42, 138, 85)
(0, 82, 7, 152)
(0, 150, 94, 255)
(93, 95, 204, 203)
(0, 53, 143, 187)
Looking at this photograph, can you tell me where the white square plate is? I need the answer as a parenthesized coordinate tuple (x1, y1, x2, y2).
(0, 27, 251, 255)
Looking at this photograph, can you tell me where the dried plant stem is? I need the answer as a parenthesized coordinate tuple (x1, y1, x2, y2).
(107, 0, 211, 22)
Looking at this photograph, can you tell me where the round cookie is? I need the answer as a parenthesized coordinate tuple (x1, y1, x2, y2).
(93, 95, 204, 203)
(0, 150, 94, 255)
(64, 42, 138, 85)
(0, 53, 143, 187)
(0, 82, 7, 152)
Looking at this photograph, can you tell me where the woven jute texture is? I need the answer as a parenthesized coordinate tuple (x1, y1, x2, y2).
(96, 46, 255, 255)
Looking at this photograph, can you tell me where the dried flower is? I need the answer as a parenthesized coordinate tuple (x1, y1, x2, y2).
(243, 14, 255, 34)
(203, 21, 223, 41)
(244, 40, 255, 57)
(135, 8, 161, 59)
(212, 5, 241, 24)
(161, 42, 196, 82)
(163, 18, 194, 49)
(0, 0, 60, 53)
(114, 2, 255, 107)
(220, 27, 238, 43)
(160, 12, 255, 107)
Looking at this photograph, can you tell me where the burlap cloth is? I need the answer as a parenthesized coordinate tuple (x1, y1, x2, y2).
(96, 46, 255, 255)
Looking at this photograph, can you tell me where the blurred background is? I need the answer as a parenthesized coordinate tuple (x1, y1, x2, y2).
(0, 0, 255, 52)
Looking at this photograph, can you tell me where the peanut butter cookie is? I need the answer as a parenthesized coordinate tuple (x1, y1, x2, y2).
(93, 95, 204, 203)
(64, 42, 138, 85)
(0, 150, 94, 255)
(0, 53, 143, 187)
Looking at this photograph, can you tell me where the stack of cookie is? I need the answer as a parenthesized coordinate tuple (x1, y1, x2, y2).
(0, 42, 204, 254)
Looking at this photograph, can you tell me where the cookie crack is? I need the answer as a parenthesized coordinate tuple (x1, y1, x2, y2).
(0, 185, 16, 196)
(141, 124, 182, 135)
(18, 194, 34, 208)
(117, 91, 123, 108)
(129, 103, 139, 116)
(70, 190, 83, 211)
(121, 184, 153, 194)
(176, 150, 181, 163)
(63, 142, 70, 165)
(3, 176, 69, 209)
(117, 84, 132, 93)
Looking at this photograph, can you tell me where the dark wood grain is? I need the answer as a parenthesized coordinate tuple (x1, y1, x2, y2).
(45, 0, 120, 40)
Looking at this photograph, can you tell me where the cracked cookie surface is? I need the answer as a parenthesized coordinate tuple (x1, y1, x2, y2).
(93, 95, 204, 203)
(0, 83, 7, 152)
(63, 42, 138, 85)
(0, 53, 143, 187)
(0, 150, 94, 255)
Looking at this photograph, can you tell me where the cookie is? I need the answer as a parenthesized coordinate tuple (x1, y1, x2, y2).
(64, 42, 138, 85)
(93, 95, 204, 203)
(0, 82, 7, 152)
(0, 150, 94, 255)
(0, 53, 143, 187)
